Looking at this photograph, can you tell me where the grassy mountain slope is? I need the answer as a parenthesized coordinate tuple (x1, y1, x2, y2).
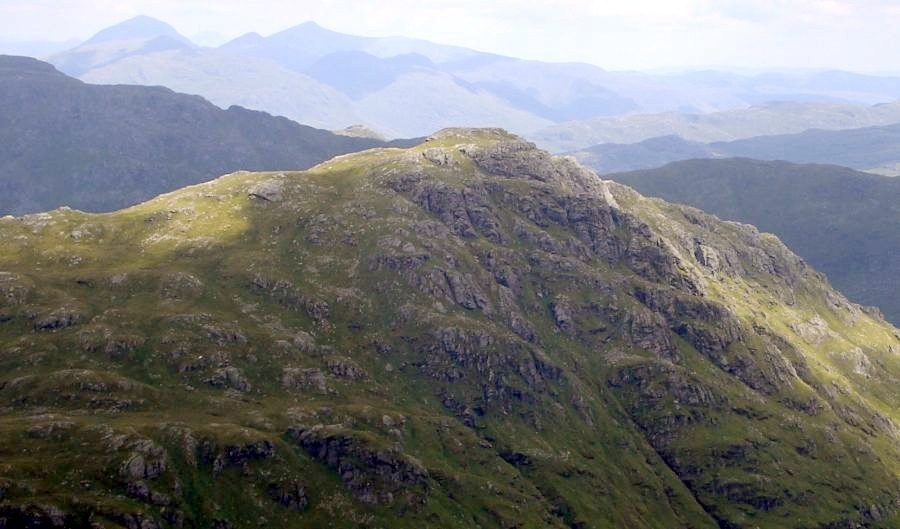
(606, 159, 900, 326)
(0, 55, 410, 216)
(0, 130, 898, 529)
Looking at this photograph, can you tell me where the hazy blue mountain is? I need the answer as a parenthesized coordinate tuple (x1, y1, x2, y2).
(219, 21, 479, 70)
(0, 55, 409, 215)
(304, 51, 435, 99)
(718, 122, 900, 171)
(49, 17, 900, 138)
(571, 122, 900, 174)
(80, 15, 190, 46)
(50, 16, 196, 77)
(608, 158, 900, 324)
(77, 46, 366, 131)
(534, 100, 900, 152)
(571, 136, 719, 174)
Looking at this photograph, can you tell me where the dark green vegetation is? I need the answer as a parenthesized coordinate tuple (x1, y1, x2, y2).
(0, 55, 413, 216)
(0, 130, 898, 528)
(571, 122, 900, 175)
(608, 158, 900, 326)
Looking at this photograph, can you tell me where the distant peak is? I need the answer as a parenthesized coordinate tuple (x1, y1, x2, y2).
(125, 15, 168, 24)
(84, 15, 189, 45)
(276, 20, 341, 37)
(218, 31, 264, 48)
(290, 21, 327, 31)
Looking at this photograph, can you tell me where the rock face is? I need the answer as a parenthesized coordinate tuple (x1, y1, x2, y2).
(606, 158, 900, 325)
(0, 128, 898, 529)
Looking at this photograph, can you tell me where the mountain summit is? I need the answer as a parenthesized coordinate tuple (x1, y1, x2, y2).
(82, 16, 190, 46)
(0, 129, 897, 528)
(51, 16, 195, 77)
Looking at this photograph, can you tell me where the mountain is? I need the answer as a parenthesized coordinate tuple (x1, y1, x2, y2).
(50, 18, 900, 138)
(76, 47, 366, 131)
(533, 100, 900, 152)
(219, 21, 479, 71)
(607, 158, 900, 325)
(0, 129, 897, 529)
(569, 135, 719, 174)
(716, 123, 900, 173)
(50, 16, 195, 77)
(570, 122, 900, 174)
(81, 16, 190, 46)
(0, 55, 411, 215)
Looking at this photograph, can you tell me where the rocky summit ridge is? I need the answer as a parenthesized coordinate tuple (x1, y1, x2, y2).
(0, 128, 898, 529)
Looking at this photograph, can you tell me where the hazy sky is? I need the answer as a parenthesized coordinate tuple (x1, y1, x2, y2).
(2, 0, 900, 72)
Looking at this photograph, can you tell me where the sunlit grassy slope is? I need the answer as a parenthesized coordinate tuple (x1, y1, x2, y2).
(0, 129, 897, 529)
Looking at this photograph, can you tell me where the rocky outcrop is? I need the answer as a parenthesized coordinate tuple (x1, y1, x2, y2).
(120, 439, 169, 482)
(248, 178, 285, 202)
(32, 308, 81, 331)
(250, 274, 330, 328)
(267, 480, 309, 511)
(327, 357, 367, 380)
(204, 366, 252, 392)
(288, 425, 428, 506)
(281, 367, 330, 393)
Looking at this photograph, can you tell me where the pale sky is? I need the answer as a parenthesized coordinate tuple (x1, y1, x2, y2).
(2, 0, 900, 73)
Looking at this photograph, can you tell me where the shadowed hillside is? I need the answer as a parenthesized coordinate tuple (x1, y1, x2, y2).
(0, 55, 415, 215)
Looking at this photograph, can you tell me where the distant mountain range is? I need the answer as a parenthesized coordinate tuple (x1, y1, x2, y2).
(534, 100, 900, 152)
(571, 122, 900, 174)
(46, 16, 900, 138)
(608, 158, 900, 324)
(0, 55, 413, 216)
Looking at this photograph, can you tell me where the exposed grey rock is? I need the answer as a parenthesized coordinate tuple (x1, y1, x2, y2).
(550, 295, 576, 334)
(248, 178, 285, 202)
(25, 420, 76, 439)
(203, 324, 248, 346)
(250, 274, 330, 327)
(790, 315, 835, 345)
(126, 480, 171, 506)
(267, 480, 309, 511)
(282, 368, 329, 394)
(288, 424, 428, 506)
(292, 331, 318, 354)
(120, 440, 168, 482)
(205, 367, 251, 393)
(33, 308, 81, 331)
(327, 357, 367, 380)
(422, 148, 451, 166)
